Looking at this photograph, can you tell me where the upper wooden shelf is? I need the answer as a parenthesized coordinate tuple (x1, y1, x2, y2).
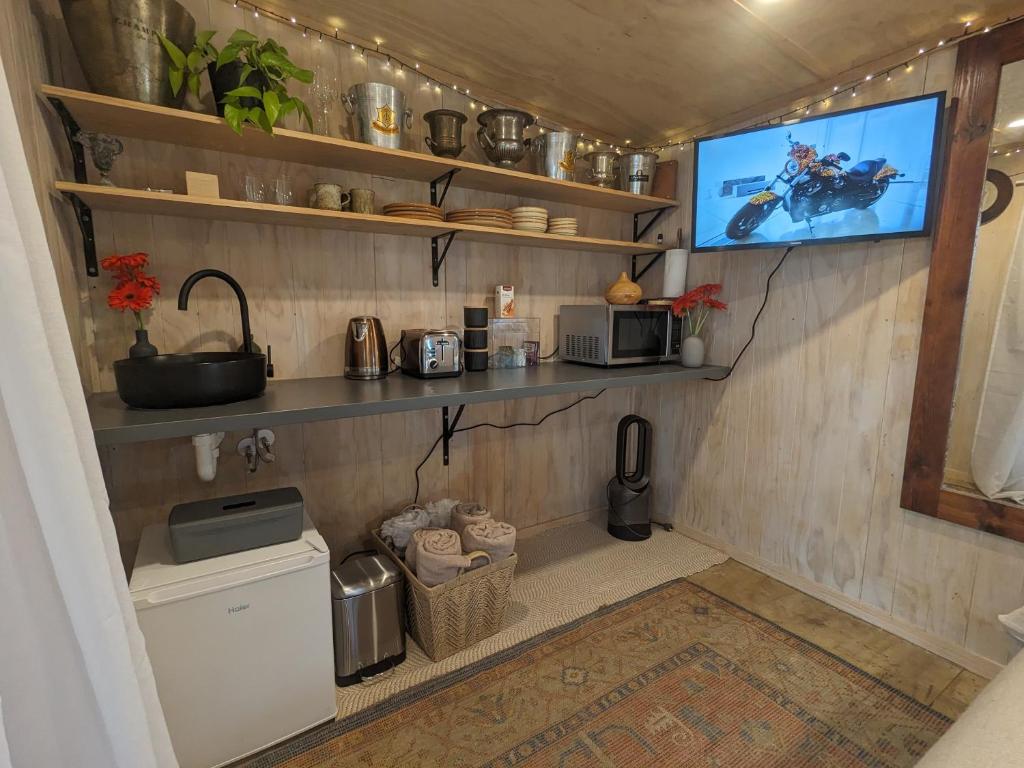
(55, 182, 663, 256)
(42, 85, 677, 215)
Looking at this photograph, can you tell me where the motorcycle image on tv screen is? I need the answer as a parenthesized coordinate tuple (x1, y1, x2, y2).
(691, 92, 945, 252)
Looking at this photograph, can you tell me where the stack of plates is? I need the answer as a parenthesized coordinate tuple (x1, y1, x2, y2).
(509, 206, 549, 232)
(381, 202, 444, 221)
(548, 217, 579, 236)
(446, 208, 514, 229)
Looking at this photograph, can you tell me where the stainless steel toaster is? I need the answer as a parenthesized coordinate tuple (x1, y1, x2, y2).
(399, 329, 462, 378)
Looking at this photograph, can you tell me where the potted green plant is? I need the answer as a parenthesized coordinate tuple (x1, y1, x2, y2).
(157, 28, 218, 108)
(159, 29, 314, 135)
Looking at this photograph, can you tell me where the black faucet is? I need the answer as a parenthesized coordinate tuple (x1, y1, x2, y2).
(177, 269, 254, 354)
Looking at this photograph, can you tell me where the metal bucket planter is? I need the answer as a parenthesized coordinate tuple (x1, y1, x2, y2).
(533, 131, 580, 181)
(60, 0, 196, 107)
(423, 109, 467, 158)
(342, 83, 413, 149)
(477, 109, 534, 168)
(584, 151, 619, 188)
(618, 151, 659, 195)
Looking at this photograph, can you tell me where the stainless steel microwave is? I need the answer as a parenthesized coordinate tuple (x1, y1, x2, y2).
(559, 305, 681, 366)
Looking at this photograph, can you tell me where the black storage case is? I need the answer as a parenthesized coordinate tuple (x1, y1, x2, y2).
(168, 487, 304, 563)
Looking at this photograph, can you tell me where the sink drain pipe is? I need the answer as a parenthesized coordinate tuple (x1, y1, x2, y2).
(192, 432, 225, 482)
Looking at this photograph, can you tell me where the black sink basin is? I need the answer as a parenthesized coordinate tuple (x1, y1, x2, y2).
(114, 352, 267, 409)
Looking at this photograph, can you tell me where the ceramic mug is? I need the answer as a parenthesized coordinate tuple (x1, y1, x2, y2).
(350, 187, 375, 214)
(308, 183, 351, 211)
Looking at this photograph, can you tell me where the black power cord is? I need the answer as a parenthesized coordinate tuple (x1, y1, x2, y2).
(413, 389, 606, 503)
(704, 244, 795, 382)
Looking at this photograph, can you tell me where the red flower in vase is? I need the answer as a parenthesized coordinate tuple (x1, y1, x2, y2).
(108, 281, 155, 313)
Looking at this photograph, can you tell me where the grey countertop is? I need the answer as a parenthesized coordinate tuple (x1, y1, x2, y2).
(87, 361, 730, 445)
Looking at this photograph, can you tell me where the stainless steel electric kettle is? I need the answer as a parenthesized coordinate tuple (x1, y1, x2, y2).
(344, 316, 388, 380)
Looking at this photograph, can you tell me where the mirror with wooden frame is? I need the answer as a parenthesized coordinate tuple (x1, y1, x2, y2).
(903, 19, 1024, 542)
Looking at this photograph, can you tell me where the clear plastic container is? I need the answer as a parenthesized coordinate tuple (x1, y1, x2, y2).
(488, 317, 540, 368)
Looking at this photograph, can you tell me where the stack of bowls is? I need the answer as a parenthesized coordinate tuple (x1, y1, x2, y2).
(547, 217, 579, 236)
(509, 206, 548, 232)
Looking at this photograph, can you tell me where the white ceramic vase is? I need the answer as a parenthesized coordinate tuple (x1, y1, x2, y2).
(681, 335, 705, 368)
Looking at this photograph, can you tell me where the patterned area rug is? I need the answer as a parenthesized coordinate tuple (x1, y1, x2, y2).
(245, 579, 950, 768)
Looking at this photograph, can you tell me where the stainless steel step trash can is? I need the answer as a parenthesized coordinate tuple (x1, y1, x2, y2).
(330, 552, 406, 686)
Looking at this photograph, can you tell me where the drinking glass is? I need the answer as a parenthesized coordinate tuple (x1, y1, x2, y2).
(273, 176, 294, 205)
(244, 175, 266, 203)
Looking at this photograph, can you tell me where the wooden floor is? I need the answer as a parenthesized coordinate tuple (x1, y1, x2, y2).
(688, 560, 990, 719)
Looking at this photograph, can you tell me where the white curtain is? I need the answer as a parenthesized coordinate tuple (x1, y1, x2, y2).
(971, 202, 1024, 503)
(0, 59, 177, 768)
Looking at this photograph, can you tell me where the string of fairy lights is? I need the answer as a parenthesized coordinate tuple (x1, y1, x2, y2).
(225, 0, 1024, 154)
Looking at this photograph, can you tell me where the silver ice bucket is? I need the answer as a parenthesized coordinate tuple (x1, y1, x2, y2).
(342, 82, 413, 149)
(59, 0, 196, 107)
(618, 151, 659, 195)
(477, 109, 534, 168)
(584, 151, 619, 188)
(533, 131, 580, 181)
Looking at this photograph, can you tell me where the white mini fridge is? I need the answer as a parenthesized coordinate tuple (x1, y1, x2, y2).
(130, 514, 337, 768)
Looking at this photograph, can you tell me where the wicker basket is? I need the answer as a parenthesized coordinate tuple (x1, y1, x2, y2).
(373, 530, 517, 662)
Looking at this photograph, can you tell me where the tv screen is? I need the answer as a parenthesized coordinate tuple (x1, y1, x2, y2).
(691, 92, 946, 252)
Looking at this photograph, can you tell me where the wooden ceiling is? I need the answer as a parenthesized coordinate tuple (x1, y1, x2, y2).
(271, 0, 1024, 144)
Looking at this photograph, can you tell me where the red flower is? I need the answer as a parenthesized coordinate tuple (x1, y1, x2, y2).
(108, 281, 154, 313)
(118, 252, 149, 270)
(671, 282, 727, 337)
(134, 273, 161, 293)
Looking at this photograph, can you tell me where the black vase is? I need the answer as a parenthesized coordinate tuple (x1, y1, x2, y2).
(129, 329, 158, 358)
(208, 61, 267, 116)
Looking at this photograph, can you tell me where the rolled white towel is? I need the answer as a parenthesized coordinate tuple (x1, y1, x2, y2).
(380, 504, 430, 550)
(415, 528, 490, 587)
(425, 498, 459, 528)
(450, 502, 492, 538)
(462, 521, 516, 562)
(406, 527, 443, 570)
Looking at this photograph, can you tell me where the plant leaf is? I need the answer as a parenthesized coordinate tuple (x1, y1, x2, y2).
(187, 71, 201, 98)
(292, 66, 314, 84)
(247, 106, 273, 134)
(228, 28, 259, 45)
(239, 64, 254, 83)
(225, 85, 262, 99)
(262, 90, 280, 126)
(168, 67, 183, 96)
(186, 49, 201, 72)
(296, 97, 313, 131)
(157, 33, 186, 68)
(196, 29, 216, 50)
(279, 96, 297, 117)
(216, 43, 241, 70)
(223, 103, 244, 135)
(259, 51, 295, 75)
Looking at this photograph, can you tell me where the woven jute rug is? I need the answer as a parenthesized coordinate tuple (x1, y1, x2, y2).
(328, 521, 727, 721)
(245, 578, 950, 767)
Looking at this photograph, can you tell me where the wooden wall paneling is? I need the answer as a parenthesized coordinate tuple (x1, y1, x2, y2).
(858, 236, 931, 612)
(757, 245, 811, 568)
(782, 246, 837, 574)
(801, 243, 869, 586)
(892, 512, 980, 647)
(830, 240, 905, 596)
(964, 531, 1024, 663)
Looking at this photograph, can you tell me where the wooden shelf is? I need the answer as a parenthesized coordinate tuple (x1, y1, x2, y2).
(55, 182, 665, 256)
(87, 362, 729, 445)
(42, 85, 676, 214)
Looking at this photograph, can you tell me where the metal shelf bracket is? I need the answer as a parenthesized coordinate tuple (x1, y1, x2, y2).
(631, 250, 665, 283)
(63, 191, 98, 277)
(633, 207, 668, 243)
(431, 231, 457, 287)
(48, 97, 98, 277)
(441, 404, 466, 466)
(430, 169, 460, 207)
(47, 97, 88, 184)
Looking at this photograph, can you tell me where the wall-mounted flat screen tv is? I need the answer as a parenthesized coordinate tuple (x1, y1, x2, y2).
(691, 92, 946, 252)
